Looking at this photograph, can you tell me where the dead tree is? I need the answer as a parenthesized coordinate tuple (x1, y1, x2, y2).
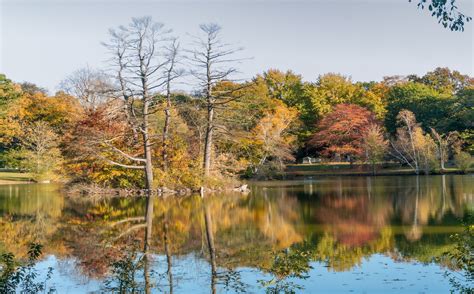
(60, 66, 113, 110)
(187, 23, 245, 177)
(103, 16, 172, 190)
(162, 39, 184, 172)
(390, 110, 421, 174)
(430, 128, 458, 171)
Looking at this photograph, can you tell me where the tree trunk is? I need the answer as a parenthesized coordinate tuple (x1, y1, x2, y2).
(440, 150, 445, 171)
(162, 79, 172, 172)
(203, 105, 214, 177)
(142, 101, 154, 190)
(162, 107, 171, 172)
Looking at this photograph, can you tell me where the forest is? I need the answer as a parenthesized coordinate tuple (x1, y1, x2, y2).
(0, 17, 473, 190)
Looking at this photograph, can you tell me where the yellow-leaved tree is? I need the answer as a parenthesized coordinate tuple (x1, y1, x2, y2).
(251, 101, 298, 176)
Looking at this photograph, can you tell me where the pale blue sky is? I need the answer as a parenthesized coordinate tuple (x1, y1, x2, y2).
(0, 0, 472, 92)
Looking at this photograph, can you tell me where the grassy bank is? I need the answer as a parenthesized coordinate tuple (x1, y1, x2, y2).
(0, 171, 33, 185)
(284, 163, 471, 177)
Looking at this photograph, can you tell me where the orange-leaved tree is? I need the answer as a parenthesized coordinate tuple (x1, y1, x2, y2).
(308, 104, 377, 161)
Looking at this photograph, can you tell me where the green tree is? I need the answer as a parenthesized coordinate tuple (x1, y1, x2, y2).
(445, 88, 474, 152)
(408, 67, 473, 95)
(261, 70, 315, 142)
(0, 74, 22, 146)
(385, 82, 451, 134)
(0, 74, 22, 116)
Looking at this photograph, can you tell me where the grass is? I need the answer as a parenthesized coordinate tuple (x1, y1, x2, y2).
(284, 162, 470, 177)
(0, 171, 33, 184)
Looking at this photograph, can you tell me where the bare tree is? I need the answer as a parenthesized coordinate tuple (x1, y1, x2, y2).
(162, 40, 184, 172)
(60, 66, 113, 110)
(430, 128, 458, 171)
(187, 23, 245, 177)
(103, 16, 172, 190)
(390, 110, 436, 175)
(390, 110, 421, 174)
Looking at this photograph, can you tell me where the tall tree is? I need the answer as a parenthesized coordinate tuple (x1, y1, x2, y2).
(103, 17, 173, 190)
(188, 23, 244, 177)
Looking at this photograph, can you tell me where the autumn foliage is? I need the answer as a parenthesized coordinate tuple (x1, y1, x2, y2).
(1, 65, 473, 184)
(308, 104, 377, 160)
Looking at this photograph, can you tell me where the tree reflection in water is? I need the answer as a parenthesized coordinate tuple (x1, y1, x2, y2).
(0, 175, 472, 292)
(101, 193, 158, 293)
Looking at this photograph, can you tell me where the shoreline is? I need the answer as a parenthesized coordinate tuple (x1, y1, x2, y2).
(0, 171, 34, 185)
(64, 183, 251, 198)
(283, 169, 471, 179)
(281, 164, 472, 179)
(0, 179, 32, 185)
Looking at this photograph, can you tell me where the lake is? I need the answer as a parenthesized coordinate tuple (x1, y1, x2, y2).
(0, 175, 473, 293)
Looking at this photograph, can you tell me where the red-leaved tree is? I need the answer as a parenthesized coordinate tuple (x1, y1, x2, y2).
(308, 104, 377, 160)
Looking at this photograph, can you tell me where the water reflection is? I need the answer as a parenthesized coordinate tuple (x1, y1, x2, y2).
(0, 175, 472, 292)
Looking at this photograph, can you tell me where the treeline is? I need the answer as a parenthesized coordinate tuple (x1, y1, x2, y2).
(0, 17, 472, 188)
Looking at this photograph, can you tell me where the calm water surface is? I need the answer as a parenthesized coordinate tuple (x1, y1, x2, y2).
(0, 175, 473, 293)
